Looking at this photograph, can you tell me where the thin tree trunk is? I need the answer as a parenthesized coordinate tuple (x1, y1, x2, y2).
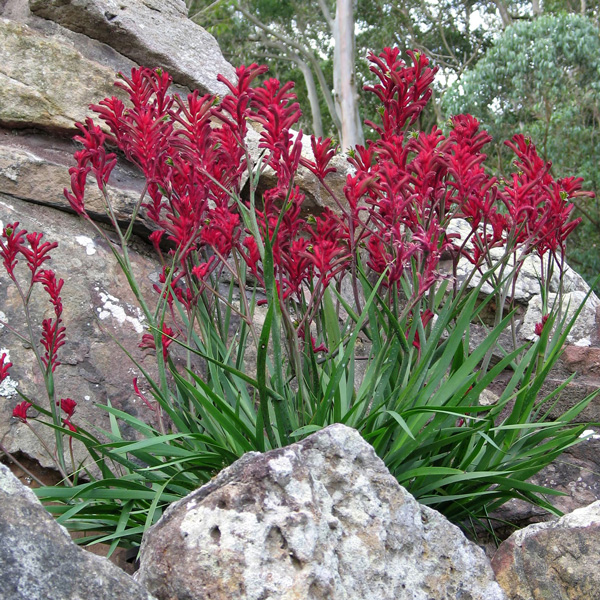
(532, 0, 541, 16)
(297, 57, 324, 137)
(333, 0, 363, 150)
(493, 0, 513, 28)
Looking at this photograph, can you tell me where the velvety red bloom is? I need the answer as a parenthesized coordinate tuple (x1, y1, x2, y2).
(139, 324, 176, 361)
(200, 207, 240, 256)
(535, 314, 550, 336)
(148, 229, 165, 251)
(191, 256, 215, 281)
(299, 136, 338, 180)
(73, 118, 117, 189)
(58, 398, 77, 418)
(0, 353, 12, 383)
(20, 233, 58, 279)
(241, 236, 262, 279)
(64, 164, 90, 216)
(35, 270, 64, 316)
(40, 317, 66, 372)
(12, 401, 31, 423)
(363, 48, 437, 136)
(0, 222, 26, 279)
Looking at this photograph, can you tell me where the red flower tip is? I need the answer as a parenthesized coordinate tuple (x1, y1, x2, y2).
(0, 353, 12, 383)
(534, 314, 550, 336)
(12, 401, 32, 423)
(58, 398, 77, 418)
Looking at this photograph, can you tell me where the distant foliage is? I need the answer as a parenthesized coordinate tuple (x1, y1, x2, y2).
(444, 13, 600, 287)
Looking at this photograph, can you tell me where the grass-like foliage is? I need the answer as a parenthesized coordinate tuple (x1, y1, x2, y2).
(1, 48, 596, 553)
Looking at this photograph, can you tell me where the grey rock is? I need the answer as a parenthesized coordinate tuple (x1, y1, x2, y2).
(0, 462, 156, 600)
(246, 123, 354, 214)
(137, 424, 506, 600)
(0, 133, 156, 233)
(445, 218, 599, 346)
(521, 290, 600, 345)
(492, 500, 600, 600)
(0, 18, 123, 132)
(29, 0, 236, 96)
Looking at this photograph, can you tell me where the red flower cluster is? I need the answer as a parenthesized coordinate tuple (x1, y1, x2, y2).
(66, 65, 350, 324)
(12, 401, 31, 423)
(139, 324, 176, 361)
(57, 397, 78, 431)
(304, 48, 585, 297)
(64, 49, 586, 338)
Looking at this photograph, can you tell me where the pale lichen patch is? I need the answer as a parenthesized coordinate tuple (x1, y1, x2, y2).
(0, 347, 18, 397)
(96, 290, 145, 333)
(75, 235, 97, 255)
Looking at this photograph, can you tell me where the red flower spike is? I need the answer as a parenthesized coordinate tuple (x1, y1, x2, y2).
(0, 353, 12, 383)
(40, 317, 66, 373)
(12, 401, 32, 423)
(64, 165, 90, 216)
(300, 136, 338, 180)
(73, 118, 117, 189)
(35, 270, 64, 316)
(21, 233, 58, 280)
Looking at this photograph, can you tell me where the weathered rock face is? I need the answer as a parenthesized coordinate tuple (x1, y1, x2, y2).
(0, 462, 156, 600)
(0, 17, 122, 132)
(136, 424, 506, 600)
(0, 0, 596, 550)
(29, 0, 235, 96)
(492, 500, 600, 600)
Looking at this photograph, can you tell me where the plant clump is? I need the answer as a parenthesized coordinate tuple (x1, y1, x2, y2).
(1, 47, 596, 553)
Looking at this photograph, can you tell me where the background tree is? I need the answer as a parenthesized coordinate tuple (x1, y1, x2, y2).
(187, 0, 501, 143)
(444, 12, 600, 285)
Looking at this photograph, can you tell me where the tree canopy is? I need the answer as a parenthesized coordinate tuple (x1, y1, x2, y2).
(444, 12, 600, 283)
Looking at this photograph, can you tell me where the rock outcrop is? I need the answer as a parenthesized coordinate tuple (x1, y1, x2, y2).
(0, 195, 162, 469)
(0, 462, 156, 600)
(136, 424, 506, 600)
(492, 500, 600, 600)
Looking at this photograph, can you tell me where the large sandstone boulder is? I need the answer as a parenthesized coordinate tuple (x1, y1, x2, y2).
(29, 0, 235, 96)
(492, 500, 600, 600)
(136, 424, 506, 600)
(0, 17, 123, 132)
(0, 462, 156, 600)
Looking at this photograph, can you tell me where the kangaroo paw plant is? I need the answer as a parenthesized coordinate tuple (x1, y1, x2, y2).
(1, 47, 597, 552)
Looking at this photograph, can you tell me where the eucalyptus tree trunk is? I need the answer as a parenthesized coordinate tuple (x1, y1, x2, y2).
(333, 0, 364, 150)
(493, 0, 513, 28)
(296, 56, 325, 137)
